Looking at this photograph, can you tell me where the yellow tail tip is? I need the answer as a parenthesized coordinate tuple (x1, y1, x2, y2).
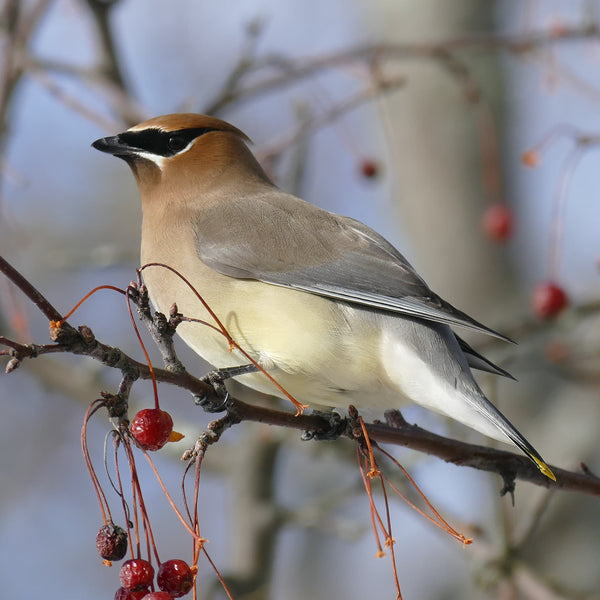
(533, 457, 556, 481)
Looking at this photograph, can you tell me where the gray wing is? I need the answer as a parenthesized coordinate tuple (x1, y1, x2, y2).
(456, 336, 515, 379)
(194, 191, 511, 341)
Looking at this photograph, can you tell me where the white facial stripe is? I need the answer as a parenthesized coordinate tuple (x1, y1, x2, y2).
(178, 139, 196, 154)
(121, 126, 199, 166)
(133, 151, 167, 169)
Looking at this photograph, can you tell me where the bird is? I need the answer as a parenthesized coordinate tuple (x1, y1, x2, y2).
(92, 113, 555, 480)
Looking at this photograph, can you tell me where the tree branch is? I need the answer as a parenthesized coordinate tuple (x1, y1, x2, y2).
(206, 25, 600, 114)
(0, 255, 65, 322)
(1, 255, 599, 497)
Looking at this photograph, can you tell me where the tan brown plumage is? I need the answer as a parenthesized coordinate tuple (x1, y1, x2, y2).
(92, 113, 554, 480)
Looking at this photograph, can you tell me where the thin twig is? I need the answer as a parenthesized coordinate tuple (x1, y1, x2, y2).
(0, 255, 64, 322)
(2, 257, 600, 497)
(207, 27, 599, 113)
(257, 76, 405, 163)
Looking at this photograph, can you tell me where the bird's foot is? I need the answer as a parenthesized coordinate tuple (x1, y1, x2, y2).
(194, 364, 259, 413)
(301, 410, 348, 441)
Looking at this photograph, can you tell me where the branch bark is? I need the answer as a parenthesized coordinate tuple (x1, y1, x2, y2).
(1, 255, 599, 497)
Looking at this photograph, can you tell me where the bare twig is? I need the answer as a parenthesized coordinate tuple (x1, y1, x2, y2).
(0, 255, 65, 323)
(0, 0, 52, 146)
(257, 75, 405, 163)
(205, 18, 267, 115)
(83, 0, 127, 90)
(1, 256, 599, 497)
(83, 0, 142, 126)
(25, 66, 120, 131)
(132, 283, 186, 374)
(206, 26, 599, 114)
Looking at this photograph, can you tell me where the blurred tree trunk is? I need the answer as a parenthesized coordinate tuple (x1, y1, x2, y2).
(367, 0, 517, 327)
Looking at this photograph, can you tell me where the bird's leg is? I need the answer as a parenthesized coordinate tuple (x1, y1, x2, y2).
(301, 410, 348, 441)
(194, 364, 259, 413)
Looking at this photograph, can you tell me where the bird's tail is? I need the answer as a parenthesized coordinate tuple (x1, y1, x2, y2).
(471, 396, 556, 481)
(504, 429, 556, 481)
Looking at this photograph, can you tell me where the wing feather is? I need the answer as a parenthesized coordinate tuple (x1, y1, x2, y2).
(195, 192, 512, 341)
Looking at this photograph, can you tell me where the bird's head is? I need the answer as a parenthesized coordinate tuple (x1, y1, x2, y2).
(92, 113, 271, 200)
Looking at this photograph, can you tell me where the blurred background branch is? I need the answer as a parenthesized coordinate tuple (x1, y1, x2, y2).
(1, 1, 599, 599)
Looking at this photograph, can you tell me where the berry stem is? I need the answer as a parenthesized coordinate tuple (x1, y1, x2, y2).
(198, 545, 236, 600)
(357, 446, 385, 557)
(376, 465, 402, 600)
(124, 440, 161, 564)
(112, 435, 136, 559)
(475, 100, 503, 204)
(377, 446, 471, 544)
(125, 284, 160, 411)
(142, 449, 204, 541)
(81, 399, 114, 524)
(138, 263, 307, 414)
(58, 284, 126, 325)
(549, 145, 583, 279)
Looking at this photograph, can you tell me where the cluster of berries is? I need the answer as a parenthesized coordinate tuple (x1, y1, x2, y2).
(113, 558, 193, 599)
(90, 406, 197, 599)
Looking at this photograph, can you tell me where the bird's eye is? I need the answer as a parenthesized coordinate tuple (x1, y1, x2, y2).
(167, 135, 188, 152)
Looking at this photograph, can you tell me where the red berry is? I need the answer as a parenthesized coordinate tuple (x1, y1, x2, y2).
(157, 559, 194, 597)
(97, 523, 128, 561)
(531, 282, 569, 319)
(130, 408, 173, 451)
(359, 159, 379, 179)
(481, 204, 513, 243)
(521, 150, 539, 168)
(114, 588, 149, 600)
(119, 558, 155, 591)
(142, 593, 172, 600)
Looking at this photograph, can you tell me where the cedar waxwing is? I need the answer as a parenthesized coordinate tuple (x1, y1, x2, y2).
(92, 113, 554, 480)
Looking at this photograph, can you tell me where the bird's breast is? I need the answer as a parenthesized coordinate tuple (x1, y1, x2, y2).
(139, 216, 406, 407)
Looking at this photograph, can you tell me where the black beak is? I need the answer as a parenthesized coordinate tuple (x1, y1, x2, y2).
(92, 135, 136, 158)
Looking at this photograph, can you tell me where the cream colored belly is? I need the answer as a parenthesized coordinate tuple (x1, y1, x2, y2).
(141, 239, 391, 407)
(140, 224, 524, 448)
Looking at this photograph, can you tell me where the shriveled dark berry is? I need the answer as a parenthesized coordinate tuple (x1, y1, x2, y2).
(97, 523, 128, 561)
